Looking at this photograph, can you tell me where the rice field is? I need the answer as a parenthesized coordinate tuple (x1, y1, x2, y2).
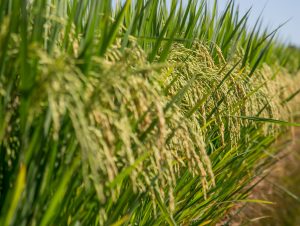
(0, 0, 300, 225)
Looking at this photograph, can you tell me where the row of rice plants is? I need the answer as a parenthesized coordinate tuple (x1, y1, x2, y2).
(0, 0, 300, 225)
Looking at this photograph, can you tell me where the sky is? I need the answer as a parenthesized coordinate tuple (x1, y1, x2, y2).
(215, 0, 300, 47)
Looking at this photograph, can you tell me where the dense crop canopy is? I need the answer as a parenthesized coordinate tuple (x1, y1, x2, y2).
(0, 0, 300, 225)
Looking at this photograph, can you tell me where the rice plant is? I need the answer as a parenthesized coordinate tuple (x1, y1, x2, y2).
(0, 0, 300, 225)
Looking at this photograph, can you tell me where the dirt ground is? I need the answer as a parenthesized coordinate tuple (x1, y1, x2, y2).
(221, 127, 300, 226)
